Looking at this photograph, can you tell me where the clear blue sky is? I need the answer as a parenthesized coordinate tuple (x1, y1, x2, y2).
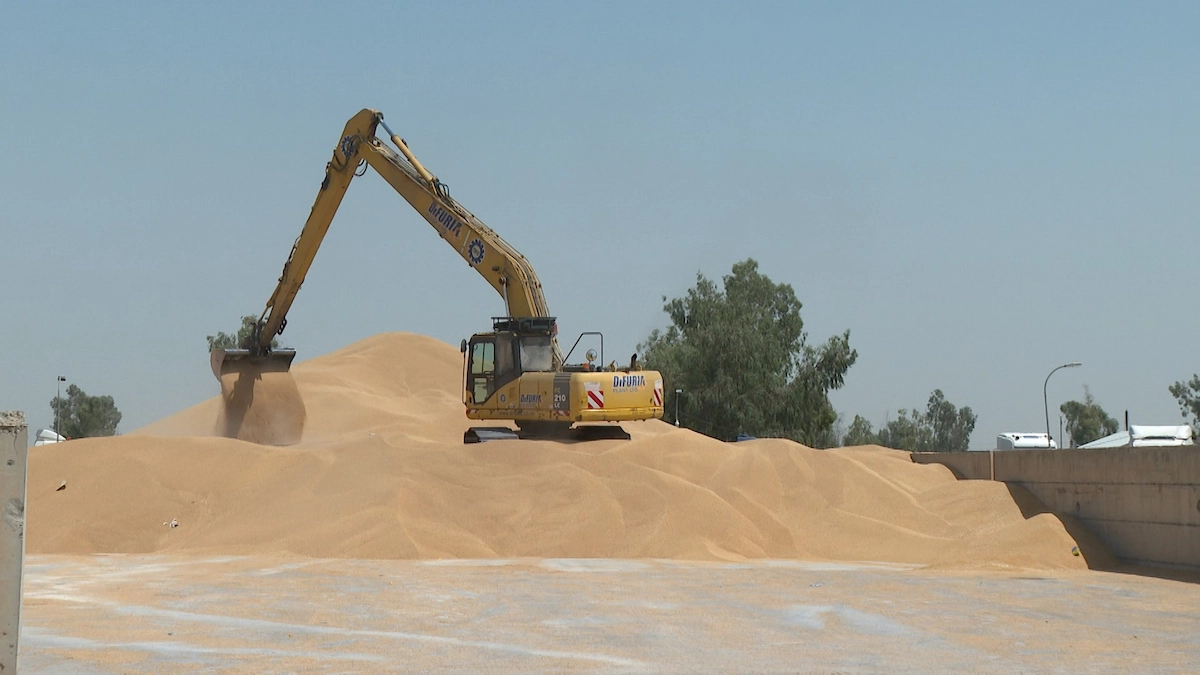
(3, 2, 1197, 445)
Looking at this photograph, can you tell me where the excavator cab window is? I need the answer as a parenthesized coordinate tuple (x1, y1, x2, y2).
(517, 335, 554, 373)
(495, 334, 514, 378)
(469, 340, 495, 403)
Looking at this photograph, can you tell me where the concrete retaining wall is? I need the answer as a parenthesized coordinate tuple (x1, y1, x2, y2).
(912, 446, 1200, 571)
(1, 411, 27, 672)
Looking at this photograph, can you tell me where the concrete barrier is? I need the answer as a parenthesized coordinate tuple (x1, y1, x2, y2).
(912, 446, 1200, 571)
(911, 451, 994, 480)
(1, 412, 27, 672)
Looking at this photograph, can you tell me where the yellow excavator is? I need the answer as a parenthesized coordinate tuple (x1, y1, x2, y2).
(211, 109, 664, 443)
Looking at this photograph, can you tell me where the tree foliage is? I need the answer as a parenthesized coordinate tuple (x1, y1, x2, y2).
(1059, 386, 1118, 447)
(872, 389, 977, 452)
(1168, 375, 1200, 438)
(842, 414, 881, 446)
(50, 384, 122, 439)
(207, 315, 279, 351)
(877, 411, 921, 451)
(640, 259, 857, 445)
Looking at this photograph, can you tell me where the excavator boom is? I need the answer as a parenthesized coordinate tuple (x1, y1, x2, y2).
(216, 109, 560, 381)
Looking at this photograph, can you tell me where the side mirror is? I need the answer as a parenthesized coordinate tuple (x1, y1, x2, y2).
(460, 339, 468, 354)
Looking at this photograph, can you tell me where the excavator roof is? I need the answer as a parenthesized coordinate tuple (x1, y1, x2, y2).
(491, 316, 556, 335)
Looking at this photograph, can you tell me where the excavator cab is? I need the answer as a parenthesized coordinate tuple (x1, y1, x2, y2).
(464, 317, 556, 406)
(462, 317, 644, 443)
(462, 317, 590, 443)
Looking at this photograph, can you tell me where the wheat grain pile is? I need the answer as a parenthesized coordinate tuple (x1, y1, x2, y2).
(26, 333, 1096, 569)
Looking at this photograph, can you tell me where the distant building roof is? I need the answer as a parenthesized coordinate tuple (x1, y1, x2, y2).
(1079, 425, 1193, 449)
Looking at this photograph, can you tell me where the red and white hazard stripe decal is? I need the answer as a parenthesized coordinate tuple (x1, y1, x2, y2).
(586, 382, 604, 409)
(652, 380, 664, 407)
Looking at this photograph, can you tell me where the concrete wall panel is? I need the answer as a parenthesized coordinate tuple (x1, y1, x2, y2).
(1, 411, 27, 672)
(911, 445, 1200, 571)
(911, 451, 992, 480)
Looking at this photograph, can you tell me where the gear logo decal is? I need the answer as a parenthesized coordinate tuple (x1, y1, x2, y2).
(339, 135, 358, 158)
(467, 238, 486, 265)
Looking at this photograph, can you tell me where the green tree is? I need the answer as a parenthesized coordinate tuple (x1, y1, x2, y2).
(925, 389, 977, 452)
(877, 389, 977, 452)
(1059, 386, 1118, 447)
(207, 315, 279, 351)
(50, 384, 122, 438)
(1168, 375, 1200, 438)
(842, 414, 881, 446)
(878, 410, 924, 451)
(640, 259, 857, 445)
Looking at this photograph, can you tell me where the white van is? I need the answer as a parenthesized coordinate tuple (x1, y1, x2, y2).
(996, 432, 1056, 450)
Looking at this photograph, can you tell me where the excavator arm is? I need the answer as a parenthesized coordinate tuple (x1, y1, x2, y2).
(215, 108, 560, 379)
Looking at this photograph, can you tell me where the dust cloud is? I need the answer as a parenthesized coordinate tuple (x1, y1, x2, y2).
(216, 370, 306, 446)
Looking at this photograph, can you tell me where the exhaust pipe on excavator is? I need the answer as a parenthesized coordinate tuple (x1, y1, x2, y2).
(210, 348, 306, 446)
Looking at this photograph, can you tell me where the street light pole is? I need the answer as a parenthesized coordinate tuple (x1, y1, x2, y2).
(55, 376, 66, 436)
(675, 388, 683, 427)
(1043, 362, 1081, 447)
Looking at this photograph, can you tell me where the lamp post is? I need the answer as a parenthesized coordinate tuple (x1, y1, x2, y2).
(674, 388, 683, 427)
(55, 375, 66, 436)
(1044, 362, 1081, 447)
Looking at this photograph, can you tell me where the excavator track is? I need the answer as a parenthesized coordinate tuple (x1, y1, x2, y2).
(463, 423, 630, 444)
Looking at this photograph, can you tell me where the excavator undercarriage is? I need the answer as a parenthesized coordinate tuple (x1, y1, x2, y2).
(464, 423, 632, 444)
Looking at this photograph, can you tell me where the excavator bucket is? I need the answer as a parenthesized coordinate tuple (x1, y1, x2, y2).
(209, 349, 306, 446)
(210, 348, 297, 380)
